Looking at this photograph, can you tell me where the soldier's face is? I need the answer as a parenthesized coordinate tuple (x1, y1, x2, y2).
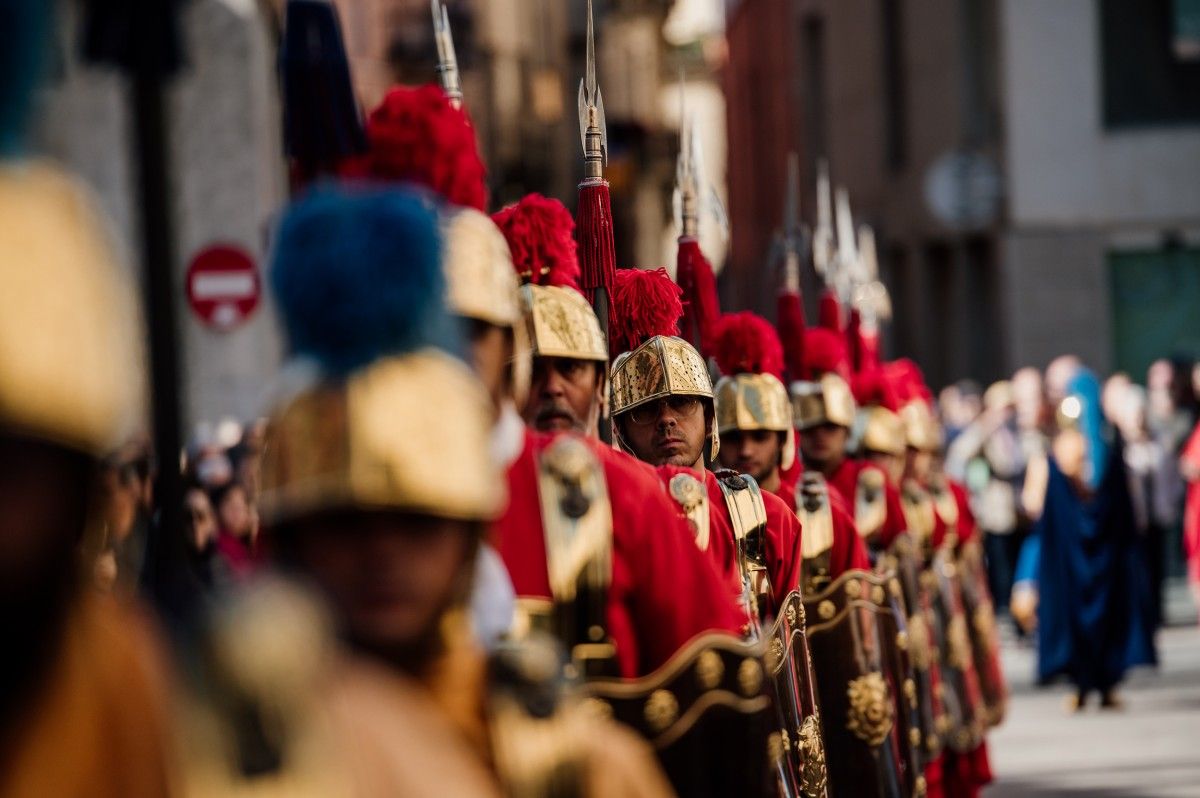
(619, 397, 710, 468)
(525, 357, 603, 435)
(465, 320, 514, 415)
(868, 451, 905, 485)
(718, 429, 780, 484)
(906, 448, 933, 483)
(285, 511, 474, 670)
(800, 423, 848, 472)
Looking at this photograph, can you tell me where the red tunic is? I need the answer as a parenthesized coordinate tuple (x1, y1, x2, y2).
(773, 479, 871, 577)
(493, 430, 743, 677)
(827, 458, 907, 549)
(653, 466, 804, 622)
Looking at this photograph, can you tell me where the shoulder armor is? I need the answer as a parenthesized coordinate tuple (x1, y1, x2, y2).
(929, 479, 960, 544)
(669, 472, 711, 551)
(900, 480, 936, 543)
(713, 469, 771, 624)
(855, 467, 887, 540)
(536, 436, 615, 673)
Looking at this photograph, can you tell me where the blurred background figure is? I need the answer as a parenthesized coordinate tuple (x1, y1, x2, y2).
(96, 439, 155, 596)
(1012, 367, 1157, 711)
(938, 379, 982, 449)
(947, 380, 1023, 622)
(183, 486, 217, 588)
(210, 480, 260, 585)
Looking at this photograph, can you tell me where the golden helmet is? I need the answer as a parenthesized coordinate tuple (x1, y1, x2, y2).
(520, 284, 607, 362)
(791, 373, 857, 431)
(714, 373, 795, 471)
(0, 162, 144, 456)
(610, 335, 718, 460)
(857, 406, 906, 457)
(260, 350, 504, 526)
(441, 206, 521, 328)
(899, 401, 942, 453)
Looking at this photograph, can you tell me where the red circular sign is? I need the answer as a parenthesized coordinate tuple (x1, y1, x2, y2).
(185, 245, 261, 331)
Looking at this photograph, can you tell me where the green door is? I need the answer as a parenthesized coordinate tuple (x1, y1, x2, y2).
(1109, 247, 1200, 380)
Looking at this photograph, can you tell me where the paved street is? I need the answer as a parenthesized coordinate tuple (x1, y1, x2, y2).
(986, 585, 1200, 797)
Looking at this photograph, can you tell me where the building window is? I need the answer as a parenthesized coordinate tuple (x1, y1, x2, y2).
(880, 0, 908, 169)
(1109, 247, 1200, 379)
(1101, 0, 1200, 128)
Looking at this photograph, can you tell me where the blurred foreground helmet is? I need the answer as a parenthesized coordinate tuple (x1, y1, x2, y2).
(260, 185, 502, 526)
(0, 163, 144, 455)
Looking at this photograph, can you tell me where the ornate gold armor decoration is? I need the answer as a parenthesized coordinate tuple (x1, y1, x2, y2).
(858, 406, 906, 457)
(260, 351, 503, 525)
(610, 334, 719, 460)
(796, 473, 836, 595)
(584, 633, 774, 798)
(0, 163, 145, 456)
(534, 436, 616, 676)
(802, 569, 924, 798)
(765, 591, 830, 798)
(855, 467, 888, 540)
(521, 284, 607, 362)
(714, 371, 796, 470)
(790, 373, 857, 431)
(668, 472, 711, 551)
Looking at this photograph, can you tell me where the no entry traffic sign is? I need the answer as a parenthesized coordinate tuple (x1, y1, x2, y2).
(185, 245, 260, 331)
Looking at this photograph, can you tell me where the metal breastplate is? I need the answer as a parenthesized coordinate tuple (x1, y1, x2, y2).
(795, 473, 835, 596)
(713, 469, 771, 631)
(855, 467, 887, 541)
(531, 436, 616, 677)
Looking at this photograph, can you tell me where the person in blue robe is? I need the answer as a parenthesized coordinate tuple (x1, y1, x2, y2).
(1013, 369, 1157, 709)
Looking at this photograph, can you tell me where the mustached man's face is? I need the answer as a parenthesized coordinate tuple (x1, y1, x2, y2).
(718, 429, 781, 485)
(619, 396, 710, 469)
(523, 357, 603, 435)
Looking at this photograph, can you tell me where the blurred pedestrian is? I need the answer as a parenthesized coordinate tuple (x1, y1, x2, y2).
(184, 486, 217, 587)
(1181, 420, 1200, 610)
(211, 481, 260, 582)
(1013, 369, 1157, 710)
(947, 380, 1023, 613)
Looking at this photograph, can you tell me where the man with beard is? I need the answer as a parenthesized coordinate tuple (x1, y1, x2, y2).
(0, 162, 173, 796)
(608, 269, 805, 624)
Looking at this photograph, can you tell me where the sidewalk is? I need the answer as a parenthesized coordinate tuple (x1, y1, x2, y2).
(985, 583, 1200, 797)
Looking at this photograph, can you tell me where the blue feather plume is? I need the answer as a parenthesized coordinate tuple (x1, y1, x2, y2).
(270, 184, 454, 375)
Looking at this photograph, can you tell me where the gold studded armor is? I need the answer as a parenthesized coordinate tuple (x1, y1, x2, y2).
(610, 335, 719, 460)
(521, 284, 608, 362)
(260, 351, 504, 526)
(791, 373, 856, 432)
(714, 372, 796, 471)
(858, 405, 906, 457)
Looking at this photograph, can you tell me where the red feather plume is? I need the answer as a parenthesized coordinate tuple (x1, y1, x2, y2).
(347, 84, 487, 211)
(852, 366, 900, 411)
(609, 267, 682, 356)
(492, 193, 580, 289)
(677, 240, 721, 356)
(801, 327, 851, 382)
(885, 358, 932, 406)
(712, 312, 784, 379)
(777, 289, 807, 381)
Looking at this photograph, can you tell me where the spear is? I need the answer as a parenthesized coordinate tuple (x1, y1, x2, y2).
(775, 152, 809, 381)
(813, 161, 843, 332)
(431, 0, 463, 108)
(674, 84, 721, 356)
(575, 0, 615, 348)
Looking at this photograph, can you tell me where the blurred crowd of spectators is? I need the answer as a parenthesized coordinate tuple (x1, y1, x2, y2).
(938, 356, 1200, 630)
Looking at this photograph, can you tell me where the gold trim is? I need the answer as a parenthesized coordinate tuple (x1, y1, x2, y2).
(695, 650, 724, 690)
(669, 472, 711, 551)
(644, 689, 679, 732)
(738, 658, 764, 697)
(584, 632, 765, 698)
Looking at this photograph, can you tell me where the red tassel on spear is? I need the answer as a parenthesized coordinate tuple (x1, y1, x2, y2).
(576, 0, 616, 345)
